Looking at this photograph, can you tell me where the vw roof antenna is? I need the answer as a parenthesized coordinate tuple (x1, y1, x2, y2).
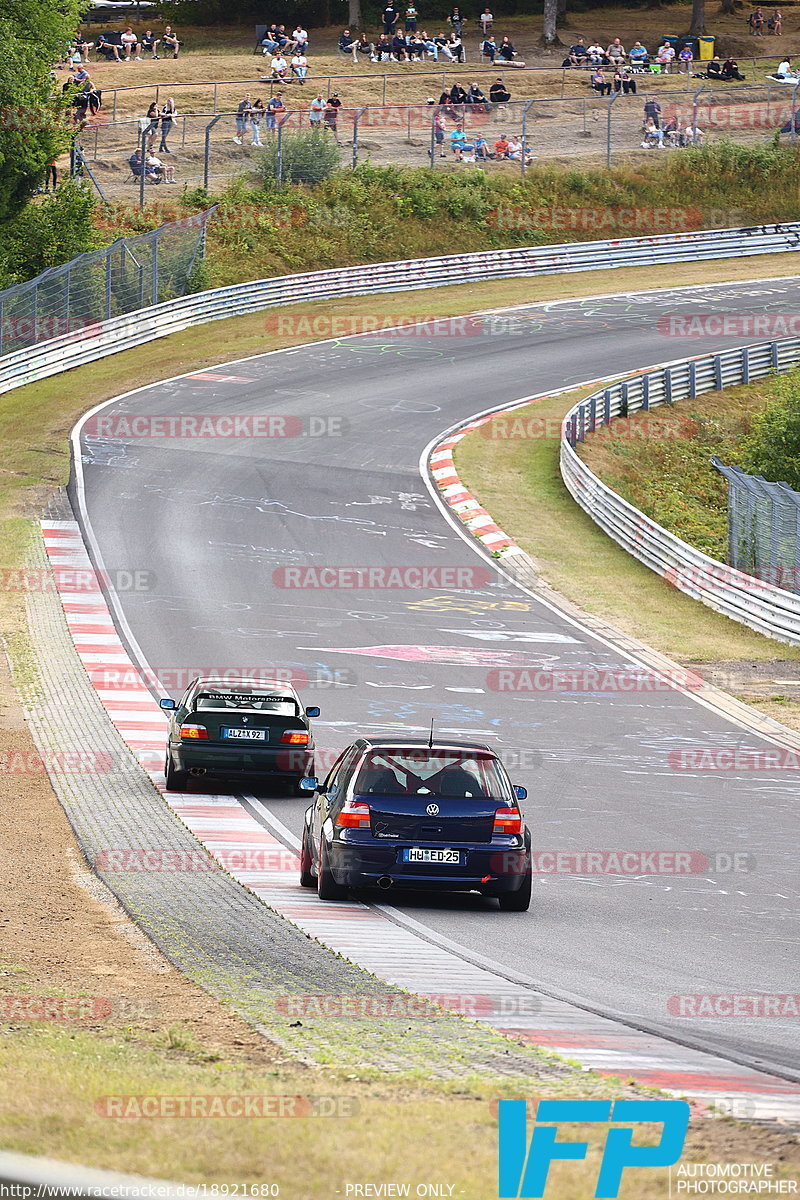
(428, 719, 434, 748)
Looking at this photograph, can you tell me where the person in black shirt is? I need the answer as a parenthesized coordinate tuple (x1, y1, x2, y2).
(498, 36, 516, 61)
(392, 32, 408, 58)
(489, 78, 510, 102)
(569, 38, 589, 65)
(383, 5, 398, 34)
(467, 81, 490, 111)
(449, 82, 468, 105)
(448, 7, 464, 34)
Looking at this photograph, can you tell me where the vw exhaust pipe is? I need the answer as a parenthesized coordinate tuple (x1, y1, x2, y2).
(377, 875, 394, 890)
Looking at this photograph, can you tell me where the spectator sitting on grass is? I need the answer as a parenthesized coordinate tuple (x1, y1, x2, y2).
(339, 29, 358, 60)
(449, 123, 474, 160)
(162, 26, 180, 58)
(291, 51, 308, 80)
(141, 30, 159, 58)
(120, 28, 140, 60)
(270, 53, 288, 79)
(74, 33, 93, 61)
(721, 56, 746, 79)
(448, 31, 465, 61)
(776, 55, 795, 76)
(706, 55, 723, 78)
(656, 42, 675, 71)
(498, 36, 516, 61)
(489, 77, 510, 102)
(147, 151, 175, 181)
(95, 34, 122, 61)
(614, 66, 636, 93)
(494, 133, 510, 157)
(591, 68, 611, 94)
(450, 82, 468, 106)
(628, 41, 649, 66)
(474, 135, 491, 159)
(467, 81, 490, 111)
(606, 38, 626, 64)
(568, 38, 589, 66)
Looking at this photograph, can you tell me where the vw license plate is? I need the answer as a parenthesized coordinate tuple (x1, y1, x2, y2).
(222, 728, 267, 741)
(402, 848, 462, 864)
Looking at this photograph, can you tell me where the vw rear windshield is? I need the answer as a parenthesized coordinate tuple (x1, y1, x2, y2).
(353, 749, 513, 800)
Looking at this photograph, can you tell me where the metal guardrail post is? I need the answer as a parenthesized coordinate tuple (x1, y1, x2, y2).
(104, 248, 112, 322)
(139, 125, 147, 209)
(213, 82, 218, 114)
(277, 112, 292, 187)
(429, 107, 436, 169)
(112, 89, 117, 120)
(691, 85, 705, 143)
(152, 231, 159, 305)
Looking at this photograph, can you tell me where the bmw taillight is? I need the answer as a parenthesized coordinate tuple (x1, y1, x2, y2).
(180, 724, 208, 740)
(281, 730, 310, 745)
(336, 800, 371, 829)
(493, 806, 522, 835)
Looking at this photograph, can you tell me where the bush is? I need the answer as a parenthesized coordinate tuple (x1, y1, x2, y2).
(0, 179, 97, 289)
(740, 371, 800, 488)
(257, 130, 341, 187)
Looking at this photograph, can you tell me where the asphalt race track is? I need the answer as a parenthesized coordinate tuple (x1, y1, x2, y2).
(74, 278, 800, 1080)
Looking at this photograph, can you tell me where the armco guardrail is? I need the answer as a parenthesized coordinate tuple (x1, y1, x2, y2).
(1, 222, 799, 397)
(560, 337, 800, 646)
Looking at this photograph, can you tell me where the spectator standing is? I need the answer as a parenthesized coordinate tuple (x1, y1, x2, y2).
(383, 4, 399, 34)
(643, 96, 661, 126)
(159, 97, 176, 151)
(234, 94, 251, 144)
(144, 100, 160, 148)
(448, 7, 464, 35)
(405, 3, 418, 31)
(309, 93, 325, 128)
(162, 26, 180, 58)
(250, 98, 264, 145)
(432, 105, 446, 155)
(265, 91, 285, 132)
(480, 6, 493, 33)
(324, 93, 341, 137)
(141, 30, 159, 58)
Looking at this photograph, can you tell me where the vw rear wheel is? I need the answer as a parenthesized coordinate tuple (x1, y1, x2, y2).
(317, 840, 348, 901)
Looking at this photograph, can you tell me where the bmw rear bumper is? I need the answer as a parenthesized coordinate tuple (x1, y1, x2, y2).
(172, 742, 314, 780)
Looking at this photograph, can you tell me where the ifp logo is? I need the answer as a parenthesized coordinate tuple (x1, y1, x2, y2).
(498, 1099, 690, 1198)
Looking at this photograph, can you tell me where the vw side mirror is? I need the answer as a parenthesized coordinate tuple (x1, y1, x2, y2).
(513, 784, 527, 801)
(299, 776, 318, 791)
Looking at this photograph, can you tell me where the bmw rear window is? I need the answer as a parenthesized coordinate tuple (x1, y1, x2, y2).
(193, 689, 299, 715)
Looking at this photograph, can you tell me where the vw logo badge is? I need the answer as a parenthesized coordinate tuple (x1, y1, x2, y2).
(426, 803, 439, 816)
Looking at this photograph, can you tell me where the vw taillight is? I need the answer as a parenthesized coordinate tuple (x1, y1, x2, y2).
(493, 806, 522, 835)
(336, 800, 371, 829)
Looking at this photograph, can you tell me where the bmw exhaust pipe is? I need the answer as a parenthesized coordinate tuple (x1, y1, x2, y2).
(189, 767, 207, 777)
(377, 875, 394, 890)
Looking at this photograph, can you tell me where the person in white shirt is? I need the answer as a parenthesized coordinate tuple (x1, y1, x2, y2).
(121, 27, 140, 60)
(270, 54, 288, 79)
(777, 57, 795, 77)
(146, 152, 175, 182)
(587, 41, 605, 64)
(291, 25, 309, 51)
(480, 7, 493, 32)
(291, 52, 308, 80)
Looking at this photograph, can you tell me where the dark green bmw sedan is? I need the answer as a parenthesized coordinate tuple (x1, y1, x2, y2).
(160, 676, 319, 793)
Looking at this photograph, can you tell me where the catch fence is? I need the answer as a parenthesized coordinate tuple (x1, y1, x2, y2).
(713, 458, 800, 594)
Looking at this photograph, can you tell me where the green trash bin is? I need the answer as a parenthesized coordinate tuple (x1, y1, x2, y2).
(698, 35, 715, 60)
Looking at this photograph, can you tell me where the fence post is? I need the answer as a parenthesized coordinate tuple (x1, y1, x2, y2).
(213, 82, 218, 114)
(112, 90, 117, 120)
(691, 84, 705, 143)
(152, 231, 159, 305)
(520, 98, 535, 176)
(33, 283, 39, 345)
(430, 106, 437, 168)
(382, 74, 387, 104)
(203, 113, 225, 191)
(64, 267, 70, 338)
(104, 248, 112, 322)
(93, 124, 99, 160)
(792, 80, 799, 145)
(352, 106, 365, 168)
(139, 125, 147, 208)
(606, 91, 619, 167)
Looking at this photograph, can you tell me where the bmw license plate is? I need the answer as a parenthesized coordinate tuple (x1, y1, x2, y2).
(402, 848, 462, 864)
(222, 728, 267, 741)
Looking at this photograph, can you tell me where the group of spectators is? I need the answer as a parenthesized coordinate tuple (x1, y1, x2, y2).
(748, 7, 782, 34)
(334, 6, 524, 65)
(260, 23, 311, 80)
(67, 25, 181, 62)
(128, 147, 176, 182)
(639, 97, 704, 147)
(564, 37, 702, 74)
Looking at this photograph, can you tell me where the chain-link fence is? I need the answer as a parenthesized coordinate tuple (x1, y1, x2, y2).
(0, 209, 212, 357)
(72, 80, 800, 204)
(712, 457, 800, 593)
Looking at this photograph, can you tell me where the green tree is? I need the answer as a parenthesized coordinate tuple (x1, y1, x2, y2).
(740, 372, 800, 489)
(0, 0, 84, 225)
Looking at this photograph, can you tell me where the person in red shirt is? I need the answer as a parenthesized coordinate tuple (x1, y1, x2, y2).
(494, 134, 510, 157)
